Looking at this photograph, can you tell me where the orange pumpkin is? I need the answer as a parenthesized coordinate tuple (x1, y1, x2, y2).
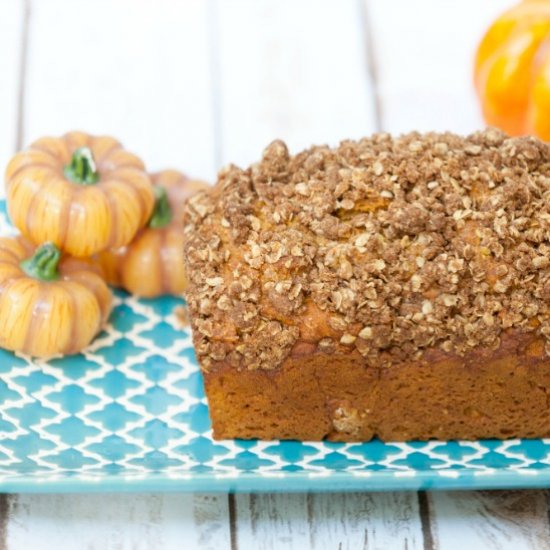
(5, 131, 155, 257)
(0, 236, 112, 357)
(99, 170, 209, 297)
(474, 0, 550, 139)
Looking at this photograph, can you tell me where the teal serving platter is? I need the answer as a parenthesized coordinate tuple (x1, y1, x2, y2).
(0, 200, 549, 493)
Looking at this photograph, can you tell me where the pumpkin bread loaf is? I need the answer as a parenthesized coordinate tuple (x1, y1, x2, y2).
(183, 129, 550, 441)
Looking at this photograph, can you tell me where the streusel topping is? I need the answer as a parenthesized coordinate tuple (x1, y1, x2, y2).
(184, 130, 550, 370)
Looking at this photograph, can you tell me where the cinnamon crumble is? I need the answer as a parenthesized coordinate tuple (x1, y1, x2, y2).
(184, 129, 550, 371)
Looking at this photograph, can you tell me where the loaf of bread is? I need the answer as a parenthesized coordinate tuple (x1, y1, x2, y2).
(183, 129, 550, 441)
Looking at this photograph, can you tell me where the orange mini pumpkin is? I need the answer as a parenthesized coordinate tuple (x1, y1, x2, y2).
(99, 170, 209, 297)
(0, 236, 112, 357)
(5, 131, 155, 257)
(474, 0, 550, 139)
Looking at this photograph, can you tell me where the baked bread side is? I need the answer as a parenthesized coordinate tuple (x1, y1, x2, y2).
(183, 129, 550, 441)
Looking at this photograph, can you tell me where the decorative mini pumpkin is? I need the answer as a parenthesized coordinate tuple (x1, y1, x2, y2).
(99, 170, 209, 297)
(474, 0, 550, 139)
(0, 236, 112, 357)
(5, 131, 155, 257)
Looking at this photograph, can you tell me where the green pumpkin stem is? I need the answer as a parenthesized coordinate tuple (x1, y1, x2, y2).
(20, 243, 61, 282)
(148, 186, 173, 229)
(64, 147, 100, 185)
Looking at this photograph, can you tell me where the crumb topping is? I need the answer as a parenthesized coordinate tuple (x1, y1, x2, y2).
(184, 129, 550, 371)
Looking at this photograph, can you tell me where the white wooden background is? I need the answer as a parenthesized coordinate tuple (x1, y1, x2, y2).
(0, 0, 549, 548)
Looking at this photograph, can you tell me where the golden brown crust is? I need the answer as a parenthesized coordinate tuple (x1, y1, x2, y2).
(204, 330, 550, 441)
(184, 129, 550, 373)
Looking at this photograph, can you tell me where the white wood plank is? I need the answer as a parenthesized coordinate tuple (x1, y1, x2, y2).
(6, 493, 231, 550)
(217, 0, 377, 168)
(429, 490, 550, 550)
(0, 0, 25, 198)
(367, 0, 517, 135)
(234, 493, 311, 550)
(308, 492, 424, 550)
(23, 0, 217, 181)
(234, 492, 424, 550)
(193, 494, 234, 550)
